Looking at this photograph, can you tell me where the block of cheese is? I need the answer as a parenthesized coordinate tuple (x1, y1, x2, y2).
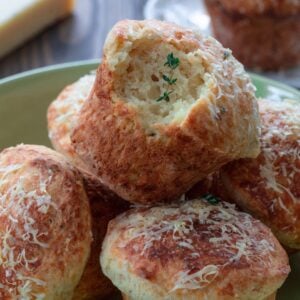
(0, 0, 75, 58)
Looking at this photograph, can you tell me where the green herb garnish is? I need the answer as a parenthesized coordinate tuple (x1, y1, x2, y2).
(203, 194, 220, 205)
(164, 53, 180, 69)
(156, 53, 180, 102)
(162, 74, 177, 85)
(220, 106, 226, 114)
(156, 91, 173, 102)
(223, 50, 230, 60)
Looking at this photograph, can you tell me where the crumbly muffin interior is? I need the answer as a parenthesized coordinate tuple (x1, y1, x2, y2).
(112, 41, 210, 127)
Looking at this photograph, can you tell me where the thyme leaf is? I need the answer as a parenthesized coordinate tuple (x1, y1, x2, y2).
(164, 52, 180, 69)
(156, 53, 180, 102)
(162, 74, 177, 85)
(156, 91, 173, 102)
(223, 50, 230, 60)
(203, 194, 220, 205)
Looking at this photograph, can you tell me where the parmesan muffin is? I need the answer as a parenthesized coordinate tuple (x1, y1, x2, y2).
(47, 74, 95, 171)
(205, 0, 300, 70)
(0, 145, 92, 299)
(221, 98, 300, 250)
(101, 198, 289, 300)
(71, 19, 260, 204)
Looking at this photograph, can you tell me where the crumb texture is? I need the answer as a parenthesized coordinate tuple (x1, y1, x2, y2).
(113, 43, 207, 126)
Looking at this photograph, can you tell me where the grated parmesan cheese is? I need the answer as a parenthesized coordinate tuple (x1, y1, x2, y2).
(0, 161, 58, 299)
(257, 99, 299, 218)
(117, 199, 275, 292)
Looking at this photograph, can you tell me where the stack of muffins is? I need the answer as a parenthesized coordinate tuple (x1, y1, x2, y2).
(0, 19, 299, 299)
(48, 19, 296, 299)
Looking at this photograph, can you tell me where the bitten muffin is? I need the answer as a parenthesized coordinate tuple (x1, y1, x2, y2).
(205, 0, 300, 70)
(221, 98, 300, 250)
(0, 144, 92, 299)
(100, 198, 289, 300)
(71, 19, 260, 204)
(47, 74, 95, 170)
(73, 172, 129, 300)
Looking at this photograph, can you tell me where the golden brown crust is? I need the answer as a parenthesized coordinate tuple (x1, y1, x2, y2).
(221, 98, 300, 249)
(205, 0, 300, 70)
(0, 144, 92, 299)
(71, 19, 260, 204)
(216, 0, 300, 16)
(47, 74, 95, 170)
(101, 199, 289, 300)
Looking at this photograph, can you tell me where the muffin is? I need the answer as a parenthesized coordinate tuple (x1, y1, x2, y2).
(71, 19, 260, 204)
(220, 98, 300, 250)
(101, 198, 290, 300)
(47, 74, 95, 171)
(0, 145, 92, 299)
(205, 0, 300, 70)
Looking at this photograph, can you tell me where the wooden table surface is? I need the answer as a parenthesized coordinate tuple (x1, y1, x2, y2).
(0, 0, 147, 79)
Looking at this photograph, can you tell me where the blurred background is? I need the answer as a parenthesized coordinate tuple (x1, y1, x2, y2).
(1, 0, 299, 88)
(0, 0, 146, 78)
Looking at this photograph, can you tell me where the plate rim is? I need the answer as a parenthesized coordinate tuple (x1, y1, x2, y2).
(0, 59, 100, 85)
(0, 59, 299, 99)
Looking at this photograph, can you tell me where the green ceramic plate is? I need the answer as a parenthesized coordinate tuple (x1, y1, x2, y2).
(0, 60, 299, 299)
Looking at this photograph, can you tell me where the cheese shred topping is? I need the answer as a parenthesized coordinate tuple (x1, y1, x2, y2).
(118, 199, 275, 292)
(257, 99, 299, 218)
(0, 162, 57, 299)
